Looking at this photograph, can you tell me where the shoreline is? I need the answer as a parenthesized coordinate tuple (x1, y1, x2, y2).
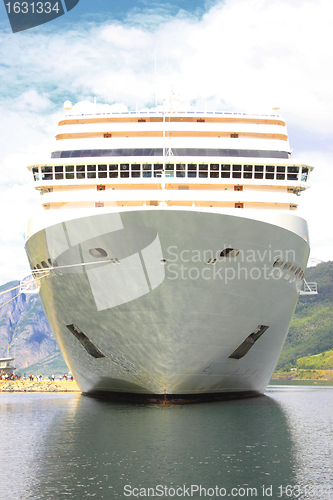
(0, 380, 80, 393)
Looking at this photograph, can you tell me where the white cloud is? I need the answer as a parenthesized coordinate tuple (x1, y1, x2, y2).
(0, 0, 332, 285)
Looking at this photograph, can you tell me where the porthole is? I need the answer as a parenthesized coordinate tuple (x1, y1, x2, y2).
(295, 267, 302, 277)
(273, 259, 284, 268)
(291, 264, 297, 273)
(220, 248, 240, 258)
(283, 262, 292, 270)
(41, 261, 49, 268)
(89, 248, 108, 258)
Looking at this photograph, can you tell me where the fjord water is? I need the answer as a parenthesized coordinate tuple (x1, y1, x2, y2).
(1, 386, 332, 499)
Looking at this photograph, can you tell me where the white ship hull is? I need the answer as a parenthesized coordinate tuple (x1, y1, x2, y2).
(25, 207, 309, 402)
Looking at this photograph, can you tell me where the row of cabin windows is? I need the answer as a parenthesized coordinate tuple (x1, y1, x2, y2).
(32, 164, 309, 182)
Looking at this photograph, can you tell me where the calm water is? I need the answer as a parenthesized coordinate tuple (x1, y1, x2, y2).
(1, 385, 332, 500)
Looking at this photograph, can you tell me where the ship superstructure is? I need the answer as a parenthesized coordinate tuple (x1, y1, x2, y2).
(25, 99, 313, 402)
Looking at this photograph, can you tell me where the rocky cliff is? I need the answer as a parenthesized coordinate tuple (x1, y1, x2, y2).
(0, 281, 59, 369)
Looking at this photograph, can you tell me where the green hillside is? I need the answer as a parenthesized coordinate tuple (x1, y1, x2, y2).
(275, 261, 333, 370)
(297, 350, 333, 370)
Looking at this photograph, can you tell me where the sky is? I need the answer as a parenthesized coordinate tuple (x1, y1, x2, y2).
(0, 0, 333, 284)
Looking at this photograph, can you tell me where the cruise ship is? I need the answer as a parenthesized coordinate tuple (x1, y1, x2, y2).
(25, 97, 313, 402)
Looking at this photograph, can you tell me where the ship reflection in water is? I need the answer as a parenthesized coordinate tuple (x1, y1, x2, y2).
(0, 385, 332, 499)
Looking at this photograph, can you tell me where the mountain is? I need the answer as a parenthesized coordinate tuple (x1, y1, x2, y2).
(0, 281, 60, 371)
(275, 261, 333, 369)
(1, 261, 333, 376)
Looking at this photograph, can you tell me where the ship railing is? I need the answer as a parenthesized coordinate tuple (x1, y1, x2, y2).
(299, 281, 318, 295)
(19, 270, 51, 294)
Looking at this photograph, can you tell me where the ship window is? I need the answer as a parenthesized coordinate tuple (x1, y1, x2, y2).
(87, 165, 96, 178)
(154, 164, 163, 178)
(199, 164, 208, 178)
(220, 248, 240, 258)
(76, 165, 85, 179)
(265, 173, 274, 179)
(228, 325, 269, 359)
(98, 165, 107, 179)
(41, 166, 53, 180)
(131, 164, 141, 178)
(143, 164, 152, 178)
(277, 166, 285, 172)
(276, 173, 285, 180)
(120, 164, 129, 178)
(65, 165, 74, 179)
(32, 167, 40, 181)
(188, 164, 197, 178)
(243, 165, 253, 179)
(266, 166, 275, 172)
(66, 324, 105, 358)
(254, 172, 263, 179)
(232, 166, 241, 178)
(291, 264, 298, 273)
(89, 247, 108, 258)
(301, 167, 309, 182)
(283, 262, 292, 270)
(176, 164, 186, 178)
(109, 164, 118, 178)
(165, 164, 175, 178)
(273, 259, 284, 267)
(288, 166, 299, 173)
(210, 164, 219, 178)
(221, 164, 230, 178)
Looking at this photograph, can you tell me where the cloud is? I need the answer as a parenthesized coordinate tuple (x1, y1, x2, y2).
(0, 0, 332, 284)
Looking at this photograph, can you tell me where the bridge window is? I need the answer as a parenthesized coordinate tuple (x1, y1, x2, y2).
(76, 165, 85, 179)
(176, 164, 186, 178)
(232, 165, 241, 179)
(301, 167, 309, 182)
(254, 165, 263, 179)
(243, 165, 252, 179)
(154, 163, 163, 178)
(32, 167, 40, 181)
(221, 164, 230, 178)
(287, 166, 299, 180)
(199, 164, 208, 178)
(210, 164, 219, 178)
(65, 165, 74, 179)
(265, 165, 274, 179)
(109, 165, 118, 178)
(41, 166, 53, 180)
(87, 165, 96, 178)
(120, 164, 129, 178)
(276, 165, 285, 180)
(131, 164, 141, 178)
(188, 164, 197, 178)
(143, 164, 152, 177)
(55, 166, 63, 179)
(98, 164, 107, 179)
